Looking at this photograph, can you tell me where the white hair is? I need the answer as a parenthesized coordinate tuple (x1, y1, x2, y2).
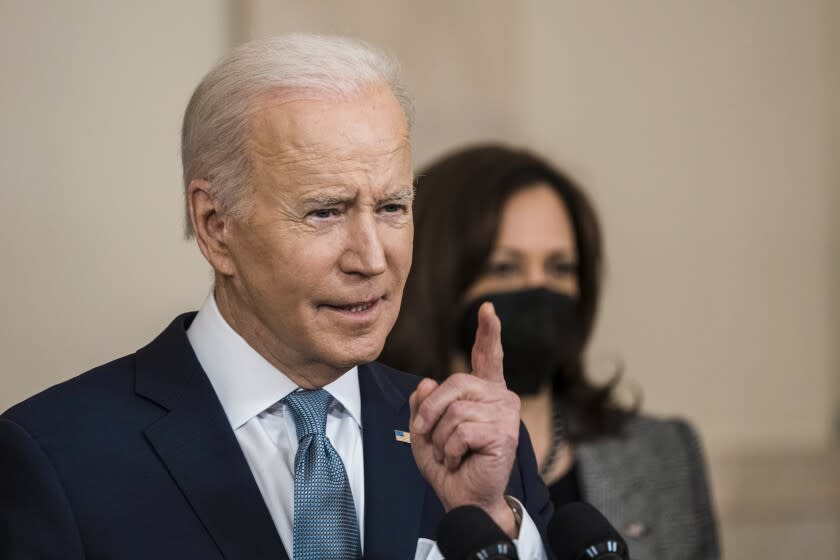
(180, 33, 413, 237)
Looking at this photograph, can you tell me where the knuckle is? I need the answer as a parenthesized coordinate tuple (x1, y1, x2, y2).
(449, 399, 469, 418)
(444, 453, 461, 471)
(447, 424, 470, 452)
(501, 430, 518, 450)
(445, 432, 467, 456)
(431, 427, 446, 449)
(417, 398, 436, 423)
(449, 372, 470, 388)
(505, 390, 521, 412)
(452, 422, 471, 444)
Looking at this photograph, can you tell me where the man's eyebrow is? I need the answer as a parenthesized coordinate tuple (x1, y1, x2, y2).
(299, 186, 415, 207)
(380, 186, 416, 202)
(299, 192, 353, 207)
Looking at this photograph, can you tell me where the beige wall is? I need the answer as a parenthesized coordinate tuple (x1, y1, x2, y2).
(830, 0, 840, 443)
(241, 0, 838, 458)
(516, 0, 836, 455)
(0, 1, 230, 406)
(237, 0, 526, 167)
(238, 1, 840, 555)
(3, 0, 833, 457)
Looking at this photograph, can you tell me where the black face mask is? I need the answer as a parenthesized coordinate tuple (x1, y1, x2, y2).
(456, 288, 579, 396)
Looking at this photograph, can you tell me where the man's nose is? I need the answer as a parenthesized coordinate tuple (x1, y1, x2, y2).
(339, 213, 387, 276)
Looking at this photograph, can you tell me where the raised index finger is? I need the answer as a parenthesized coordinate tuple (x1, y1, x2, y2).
(471, 302, 504, 384)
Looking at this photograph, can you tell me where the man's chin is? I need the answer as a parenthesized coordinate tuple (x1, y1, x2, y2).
(333, 349, 383, 369)
(322, 338, 386, 370)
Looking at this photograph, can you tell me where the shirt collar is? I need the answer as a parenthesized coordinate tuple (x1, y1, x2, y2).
(186, 293, 362, 430)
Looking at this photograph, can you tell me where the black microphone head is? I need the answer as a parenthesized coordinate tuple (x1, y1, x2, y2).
(437, 505, 518, 559)
(549, 502, 629, 560)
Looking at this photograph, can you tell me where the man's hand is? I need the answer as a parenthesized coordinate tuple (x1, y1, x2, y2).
(409, 302, 522, 537)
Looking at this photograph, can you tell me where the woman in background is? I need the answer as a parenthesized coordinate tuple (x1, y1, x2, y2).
(382, 144, 720, 559)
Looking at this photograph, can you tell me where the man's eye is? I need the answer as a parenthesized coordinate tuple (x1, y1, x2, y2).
(309, 209, 339, 219)
(380, 203, 406, 214)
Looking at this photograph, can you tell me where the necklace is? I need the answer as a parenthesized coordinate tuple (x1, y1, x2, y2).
(539, 404, 566, 479)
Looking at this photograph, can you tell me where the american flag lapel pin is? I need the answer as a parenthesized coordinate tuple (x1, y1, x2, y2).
(394, 429, 411, 443)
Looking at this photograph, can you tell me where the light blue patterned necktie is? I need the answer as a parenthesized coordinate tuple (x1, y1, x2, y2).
(284, 389, 362, 560)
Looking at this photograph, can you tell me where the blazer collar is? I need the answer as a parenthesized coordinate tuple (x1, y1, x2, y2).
(135, 314, 288, 560)
(185, 294, 362, 431)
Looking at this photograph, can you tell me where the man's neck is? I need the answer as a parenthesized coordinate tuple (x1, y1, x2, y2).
(213, 283, 343, 389)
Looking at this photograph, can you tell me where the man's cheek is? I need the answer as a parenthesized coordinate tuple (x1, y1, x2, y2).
(386, 231, 413, 266)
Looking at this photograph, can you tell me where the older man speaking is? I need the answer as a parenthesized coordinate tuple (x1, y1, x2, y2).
(0, 35, 551, 559)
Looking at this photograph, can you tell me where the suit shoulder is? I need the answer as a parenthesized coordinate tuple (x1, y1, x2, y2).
(620, 417, 719, 555)
(363, 361, 424, 391)
(630, 415, 713, 478)
(2, 354, 138, 434)
(590, 415, 713, 490)
(580, 414, 707, 468)
(623, 415, 705, 451)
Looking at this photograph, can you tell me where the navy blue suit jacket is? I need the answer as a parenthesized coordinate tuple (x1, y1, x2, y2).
(0, 314, 552, 559)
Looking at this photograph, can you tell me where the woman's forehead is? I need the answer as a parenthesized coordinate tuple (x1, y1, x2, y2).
(495, 184, 577, 252)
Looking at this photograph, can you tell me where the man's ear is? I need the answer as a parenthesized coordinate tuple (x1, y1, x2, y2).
(187, 179, 236, 276)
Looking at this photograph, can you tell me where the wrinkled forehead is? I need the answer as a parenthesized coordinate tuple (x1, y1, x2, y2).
(246, 84, 411, 166)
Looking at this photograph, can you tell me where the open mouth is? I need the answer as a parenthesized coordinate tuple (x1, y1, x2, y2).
(321, 297, 382, 315)
(344, 302, 375, 313)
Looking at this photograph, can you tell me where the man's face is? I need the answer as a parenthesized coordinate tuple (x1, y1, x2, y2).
(222, 84, 413, 381)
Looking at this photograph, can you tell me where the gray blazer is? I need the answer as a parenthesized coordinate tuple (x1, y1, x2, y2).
(576, 416, 720, 560)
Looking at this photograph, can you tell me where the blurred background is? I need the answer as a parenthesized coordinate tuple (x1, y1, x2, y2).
(1, 1, 837, 556)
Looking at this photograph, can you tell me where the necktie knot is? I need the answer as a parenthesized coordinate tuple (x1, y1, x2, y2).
(284, 389, 332, 440)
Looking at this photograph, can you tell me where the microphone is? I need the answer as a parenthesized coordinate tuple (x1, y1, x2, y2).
(437, 505, 519, 559)
(549, 502, 629, 560)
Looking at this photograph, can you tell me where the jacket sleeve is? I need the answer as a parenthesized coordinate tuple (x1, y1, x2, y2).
(514, 421, 554, 548)
(674, 419, 721, 560)
(0, 418, 85, 560)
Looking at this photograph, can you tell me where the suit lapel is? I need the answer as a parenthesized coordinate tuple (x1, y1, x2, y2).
(359, 363, 427, 559)
(136, 314, 288, 560)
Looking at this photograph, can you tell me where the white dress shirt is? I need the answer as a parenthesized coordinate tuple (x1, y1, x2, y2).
(187, 294, 546, 560)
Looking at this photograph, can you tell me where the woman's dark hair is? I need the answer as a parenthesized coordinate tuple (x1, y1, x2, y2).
(381, 143, 636, 442)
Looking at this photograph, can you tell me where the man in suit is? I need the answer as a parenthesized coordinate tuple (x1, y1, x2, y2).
(0, 34, 551, 559)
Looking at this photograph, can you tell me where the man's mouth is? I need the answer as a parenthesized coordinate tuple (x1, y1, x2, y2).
(338, 301, 376, 313)
(320, 297, 383, 314)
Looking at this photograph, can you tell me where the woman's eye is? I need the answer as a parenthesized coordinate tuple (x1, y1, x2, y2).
(486, 261, 518, 276)
(548, 261, 578, 276)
